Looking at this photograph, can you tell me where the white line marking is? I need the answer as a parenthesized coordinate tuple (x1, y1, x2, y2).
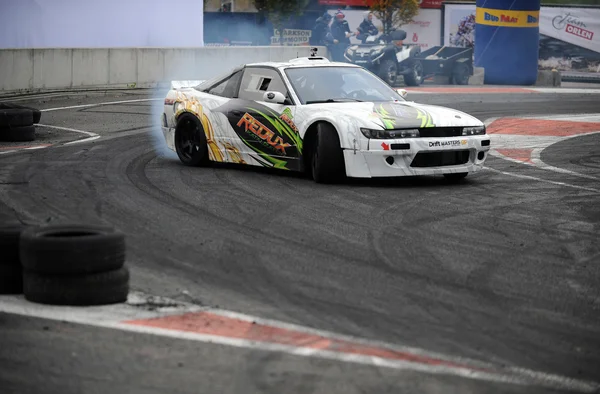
(63, 135, 101, 145)
(530, 146, 600, 181)
(0, 150, 17, 155)
(40, 98, 161, 112)
(484, 166, 600, 193)
(37, 123, 101, 145)
(0, 293, 598, 393)
(38, 123, 98, 138)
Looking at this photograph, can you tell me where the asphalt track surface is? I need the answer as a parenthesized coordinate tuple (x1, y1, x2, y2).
(1, 88, 599, 394)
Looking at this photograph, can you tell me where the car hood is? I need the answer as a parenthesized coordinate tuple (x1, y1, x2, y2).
(303, 101, 483, 130)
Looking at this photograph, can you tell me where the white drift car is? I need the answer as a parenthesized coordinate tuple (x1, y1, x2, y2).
(161, 54, 490, 183)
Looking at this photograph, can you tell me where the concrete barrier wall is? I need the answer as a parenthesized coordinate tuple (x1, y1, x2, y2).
(0, 46, 327, 94)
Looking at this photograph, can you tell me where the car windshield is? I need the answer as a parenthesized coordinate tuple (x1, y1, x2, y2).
(284, 66, 405, 105)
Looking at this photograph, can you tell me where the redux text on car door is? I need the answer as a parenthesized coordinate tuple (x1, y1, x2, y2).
(222, 67, 302, 171)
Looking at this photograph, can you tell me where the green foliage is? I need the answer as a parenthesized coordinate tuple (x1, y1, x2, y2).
(254, 0, 310, 44)
(369, 0, 420, 34)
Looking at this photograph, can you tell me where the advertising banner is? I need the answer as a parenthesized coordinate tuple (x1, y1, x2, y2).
(271, 29, 312, 46)
(327, 9, 441, 49)
(443, 3, 600, 73)
(540, 7, 599, 54)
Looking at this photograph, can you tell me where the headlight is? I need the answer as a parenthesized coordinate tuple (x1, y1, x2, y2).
(361, 128, 419, 139)
(462, 126, 486, 135)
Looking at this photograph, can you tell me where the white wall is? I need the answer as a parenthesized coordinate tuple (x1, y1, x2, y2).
(0, 46, 328, 94)
(0, 0, 204, 49)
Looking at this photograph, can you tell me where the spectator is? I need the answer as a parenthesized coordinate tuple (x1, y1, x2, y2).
(310, 12, 337, 47)
(356, 11, 379, 43)
(330, 10, 355, 61)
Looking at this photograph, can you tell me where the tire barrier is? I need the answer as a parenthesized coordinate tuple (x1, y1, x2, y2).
(0, 103, 41, 142)
(474, 0, 541, 85)
(0, 223, 130, 306)
(0, 223, 27, 294)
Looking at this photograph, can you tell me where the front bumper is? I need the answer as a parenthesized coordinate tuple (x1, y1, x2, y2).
(343, 135, 491, 178)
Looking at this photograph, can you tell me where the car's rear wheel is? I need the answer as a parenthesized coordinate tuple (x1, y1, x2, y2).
(311, 123, 346, 184)
(175, 114, 209, 167)
(443, 172, 468, 181)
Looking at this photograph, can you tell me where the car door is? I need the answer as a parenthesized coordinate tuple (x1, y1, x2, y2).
(199, 69, 248, 164)
(215, 67, 302, 172)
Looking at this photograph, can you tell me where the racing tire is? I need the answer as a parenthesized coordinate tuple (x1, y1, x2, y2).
(0, 108, 33, 128)
(0, 125, 36, 142)
(0, 264, 23, 294)
(22, 267, 130, 306)
(0, 103, 41, 124)
(20, 224, 126, 275)
(443, 172, 468, 181)
(0, 223, 28, 264)
(175, 115, 209, 167)
(452, 63, 471, 85)
(311, 123, 346, 184)
(378, 59, 398, 86)
(404, 61, 423, 87)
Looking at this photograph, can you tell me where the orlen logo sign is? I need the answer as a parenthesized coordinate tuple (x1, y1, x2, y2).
(566, 24, 594, 40)
(552, 13, 593, 41)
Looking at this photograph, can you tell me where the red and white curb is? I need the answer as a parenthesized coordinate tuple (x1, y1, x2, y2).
(485, 114, 600, 189)
(0, 291, 598, 392)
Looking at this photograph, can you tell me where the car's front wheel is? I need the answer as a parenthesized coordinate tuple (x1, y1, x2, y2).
(311, 123, 346, 184)
(174, 114, 209, 167)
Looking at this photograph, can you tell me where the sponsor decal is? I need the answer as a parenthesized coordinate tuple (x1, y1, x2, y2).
(237, 112, 292, 156)
(372, 104, 435, 130)
(566, 24, 594, 40)
(280, 108, 299, 134)
(164, 98, 176, 105)
(476, 8, 540, 28)
(429, 140, 463, 148)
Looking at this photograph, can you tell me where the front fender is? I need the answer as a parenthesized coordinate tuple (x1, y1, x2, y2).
(297, 112, 363, 150)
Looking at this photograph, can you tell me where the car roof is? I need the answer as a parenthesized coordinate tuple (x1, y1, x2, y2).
(196, 57, 361, 91)
(245, 57, 361, 71)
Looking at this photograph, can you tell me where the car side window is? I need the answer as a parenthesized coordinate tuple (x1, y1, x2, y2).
(238, 68, 289, 102)
(208, 70, 242, 98)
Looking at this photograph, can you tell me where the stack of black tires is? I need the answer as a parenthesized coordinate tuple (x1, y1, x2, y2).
(0, 103, 42, 142)
(0, 223, 130, 306)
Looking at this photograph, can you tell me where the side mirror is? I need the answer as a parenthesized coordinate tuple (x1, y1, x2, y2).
(263, 91, 286, 104)
(396, 88, 408, 99)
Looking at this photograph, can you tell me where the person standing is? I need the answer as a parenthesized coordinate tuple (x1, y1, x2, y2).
(310, 13, 334, 45)
(330, 10, 355, 62)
